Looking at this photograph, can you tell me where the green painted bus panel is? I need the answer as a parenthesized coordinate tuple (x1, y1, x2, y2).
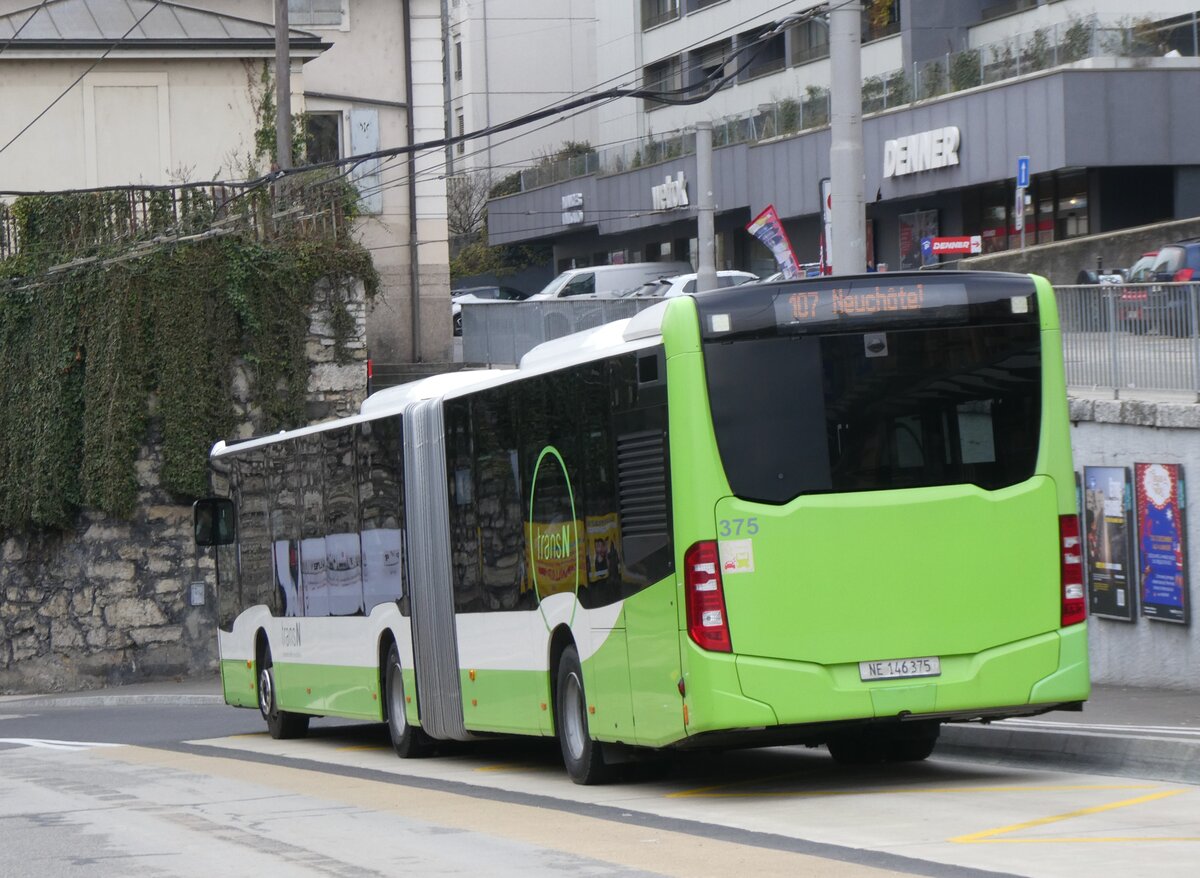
(403, 667, 421, 727)
(582, 627, 636, 743)
(680, 643, 778, 734)
(461, 668, 545, 735)
(623, 576, 687, 746)
(272, 662, 383, 720)
(221, 659, 257, 709)
(1030, 623, 1091, 704)
(735, 630, 1065, 724)
(1032, 276, 1076, 509)
(716, 476, 1062, 668)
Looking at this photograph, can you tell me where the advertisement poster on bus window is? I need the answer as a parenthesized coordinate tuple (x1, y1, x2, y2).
(1083, 466, 1136, 621)
(1135, 463, 1190, 624)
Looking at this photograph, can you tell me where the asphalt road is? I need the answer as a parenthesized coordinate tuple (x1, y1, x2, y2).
(1, 698, 1197, 878)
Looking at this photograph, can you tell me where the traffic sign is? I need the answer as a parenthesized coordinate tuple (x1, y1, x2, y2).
(1017, 155, 1030, 189)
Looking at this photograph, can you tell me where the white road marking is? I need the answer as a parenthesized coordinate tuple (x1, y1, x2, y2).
(0, 738, 123, 751)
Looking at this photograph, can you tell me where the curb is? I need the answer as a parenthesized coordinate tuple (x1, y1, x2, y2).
(939, 723, 1200, 785)
(0, 693, 223, 708)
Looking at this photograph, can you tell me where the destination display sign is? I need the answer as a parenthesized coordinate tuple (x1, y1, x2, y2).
(772, 280, 969, 329)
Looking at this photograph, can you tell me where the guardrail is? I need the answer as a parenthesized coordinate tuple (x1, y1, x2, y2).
(461, 298, 665, 366)
(463, 285, 1200, 399)
(1058, 283, 1200, 399)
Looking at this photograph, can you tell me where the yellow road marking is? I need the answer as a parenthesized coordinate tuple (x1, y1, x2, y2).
(669, 780, 1153, 799)
(952, 789, 1195, 844)
(336, 744, 390, 752)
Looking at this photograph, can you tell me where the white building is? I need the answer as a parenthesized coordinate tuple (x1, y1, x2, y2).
(489, 0, 1200, 275)
(0, 0, 451, 363)
(445, 0, 596, 180)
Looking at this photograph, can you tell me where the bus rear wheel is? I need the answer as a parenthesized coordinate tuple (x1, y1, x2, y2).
(385, 644, 431, 758)
(258, 647, 309, 740)
(827, 722, 939, 765)
(555, 645, 609, 785)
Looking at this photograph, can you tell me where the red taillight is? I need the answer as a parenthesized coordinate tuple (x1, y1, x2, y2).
(1060, 515, 1086, 626)
(1175, 268, 1194, 282)
(684, 541, 732, 653)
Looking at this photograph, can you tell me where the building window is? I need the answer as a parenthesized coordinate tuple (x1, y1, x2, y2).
(454, 41, 463, 80)
(456, 114, 465, 155)
(1056, 171, 1089, 239)
(862, 0, 900, 42)
(642, 0, 679, 30)
(305, 112, 341, 164)
(688, 39, 734, 90)
(288, 0, 346, 28)
(642, 56, 682, 111)
(738, 26, 786, 81)
(790, 18, 829, 65)
(689, 0, 726, 10)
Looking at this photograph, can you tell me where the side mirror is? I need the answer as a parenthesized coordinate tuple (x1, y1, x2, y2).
(193, 498, 235, 547)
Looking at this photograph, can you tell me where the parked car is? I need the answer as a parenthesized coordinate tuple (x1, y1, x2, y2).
(526, 262, 693, 300)
(451, 285, 529, 335)
(627, 270, 759, 298)
(1119, 243, 1200, 335)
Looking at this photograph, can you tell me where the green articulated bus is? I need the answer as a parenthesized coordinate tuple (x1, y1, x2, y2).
(194, 270, 1089, 784)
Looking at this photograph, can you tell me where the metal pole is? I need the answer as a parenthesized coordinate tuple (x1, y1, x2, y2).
(274, 0, 292, 170)
(829, 1, 865, 275)
(695, 120, 718, 293)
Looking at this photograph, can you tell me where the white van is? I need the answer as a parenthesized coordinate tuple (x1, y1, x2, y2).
(528, 261, 693, 300)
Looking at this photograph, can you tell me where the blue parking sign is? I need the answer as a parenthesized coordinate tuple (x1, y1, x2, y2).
(1017, 156, 1030, 189)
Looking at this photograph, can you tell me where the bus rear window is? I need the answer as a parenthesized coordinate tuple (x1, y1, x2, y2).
(701, 322, 1042, 503)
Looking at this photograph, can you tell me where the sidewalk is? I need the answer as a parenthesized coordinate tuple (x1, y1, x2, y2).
(939, 684, 1200, 785)
(2, 677, 1196, 784)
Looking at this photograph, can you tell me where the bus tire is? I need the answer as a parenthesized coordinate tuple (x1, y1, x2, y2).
(555, 645, 610, 785)
(258, 647, 309, 740)
(885, 722, 939, 763)
(385, 644, 431, 758)
(826, 730, 882, 765)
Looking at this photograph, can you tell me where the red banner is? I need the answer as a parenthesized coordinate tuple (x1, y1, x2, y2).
(929, 235, 982, 256)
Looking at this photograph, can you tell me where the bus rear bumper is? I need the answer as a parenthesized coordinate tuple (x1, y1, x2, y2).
(682, 624, 1089, 741)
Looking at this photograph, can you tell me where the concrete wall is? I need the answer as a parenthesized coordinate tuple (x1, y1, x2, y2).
(1069, 396, 1200, 691)
(0, 279, 369, 695)
(961, 215, 1200, 283)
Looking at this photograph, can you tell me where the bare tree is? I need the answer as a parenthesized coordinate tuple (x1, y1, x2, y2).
(446, 171, 494, 249)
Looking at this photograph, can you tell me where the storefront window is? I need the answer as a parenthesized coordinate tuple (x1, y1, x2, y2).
(1037, 189, 1055, 245)
(980, 184, 1008, 253)
(1056, 171, 1089, 239)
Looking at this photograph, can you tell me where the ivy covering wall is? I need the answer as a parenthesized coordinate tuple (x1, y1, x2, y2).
(0, 191, 376, 534)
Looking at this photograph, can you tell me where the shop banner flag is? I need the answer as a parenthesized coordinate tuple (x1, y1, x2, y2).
(747, 204, 801, 279)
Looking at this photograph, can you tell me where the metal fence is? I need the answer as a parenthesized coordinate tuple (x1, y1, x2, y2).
(461, 298, 666, 366)
(463, 285, 1200, 399)
(1058, 283, 1200, 399)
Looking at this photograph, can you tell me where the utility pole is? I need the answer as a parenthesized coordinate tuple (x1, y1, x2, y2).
(829, 0, 865, 274)
(274, 0, 293, 170)
(695, 120, 718, 293)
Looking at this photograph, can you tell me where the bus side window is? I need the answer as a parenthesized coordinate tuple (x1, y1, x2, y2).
(298, 435, 328, 618)
(267, 441, 302, 618)
(236, 449, 278, 615)
(323, 426, 364, 616)
(611, 352, 673, 589)
(472, 387, 527, 611)
(358, 418, 406, 614)
(446, 397, 483, 613)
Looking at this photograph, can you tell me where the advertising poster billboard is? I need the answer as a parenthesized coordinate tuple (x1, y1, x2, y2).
(1135, 463, 1190, 624)
(1083, 466, 1135, 621)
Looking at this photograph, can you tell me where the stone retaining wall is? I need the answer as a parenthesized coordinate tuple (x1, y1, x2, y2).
(0, 278, 368, 694)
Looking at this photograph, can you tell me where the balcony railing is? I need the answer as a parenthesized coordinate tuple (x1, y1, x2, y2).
(505, 12, 1200, 193)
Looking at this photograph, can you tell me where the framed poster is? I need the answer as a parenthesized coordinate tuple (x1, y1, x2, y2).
(1135, 463, 1190, 624)
(1083, 466, 1135, 621)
